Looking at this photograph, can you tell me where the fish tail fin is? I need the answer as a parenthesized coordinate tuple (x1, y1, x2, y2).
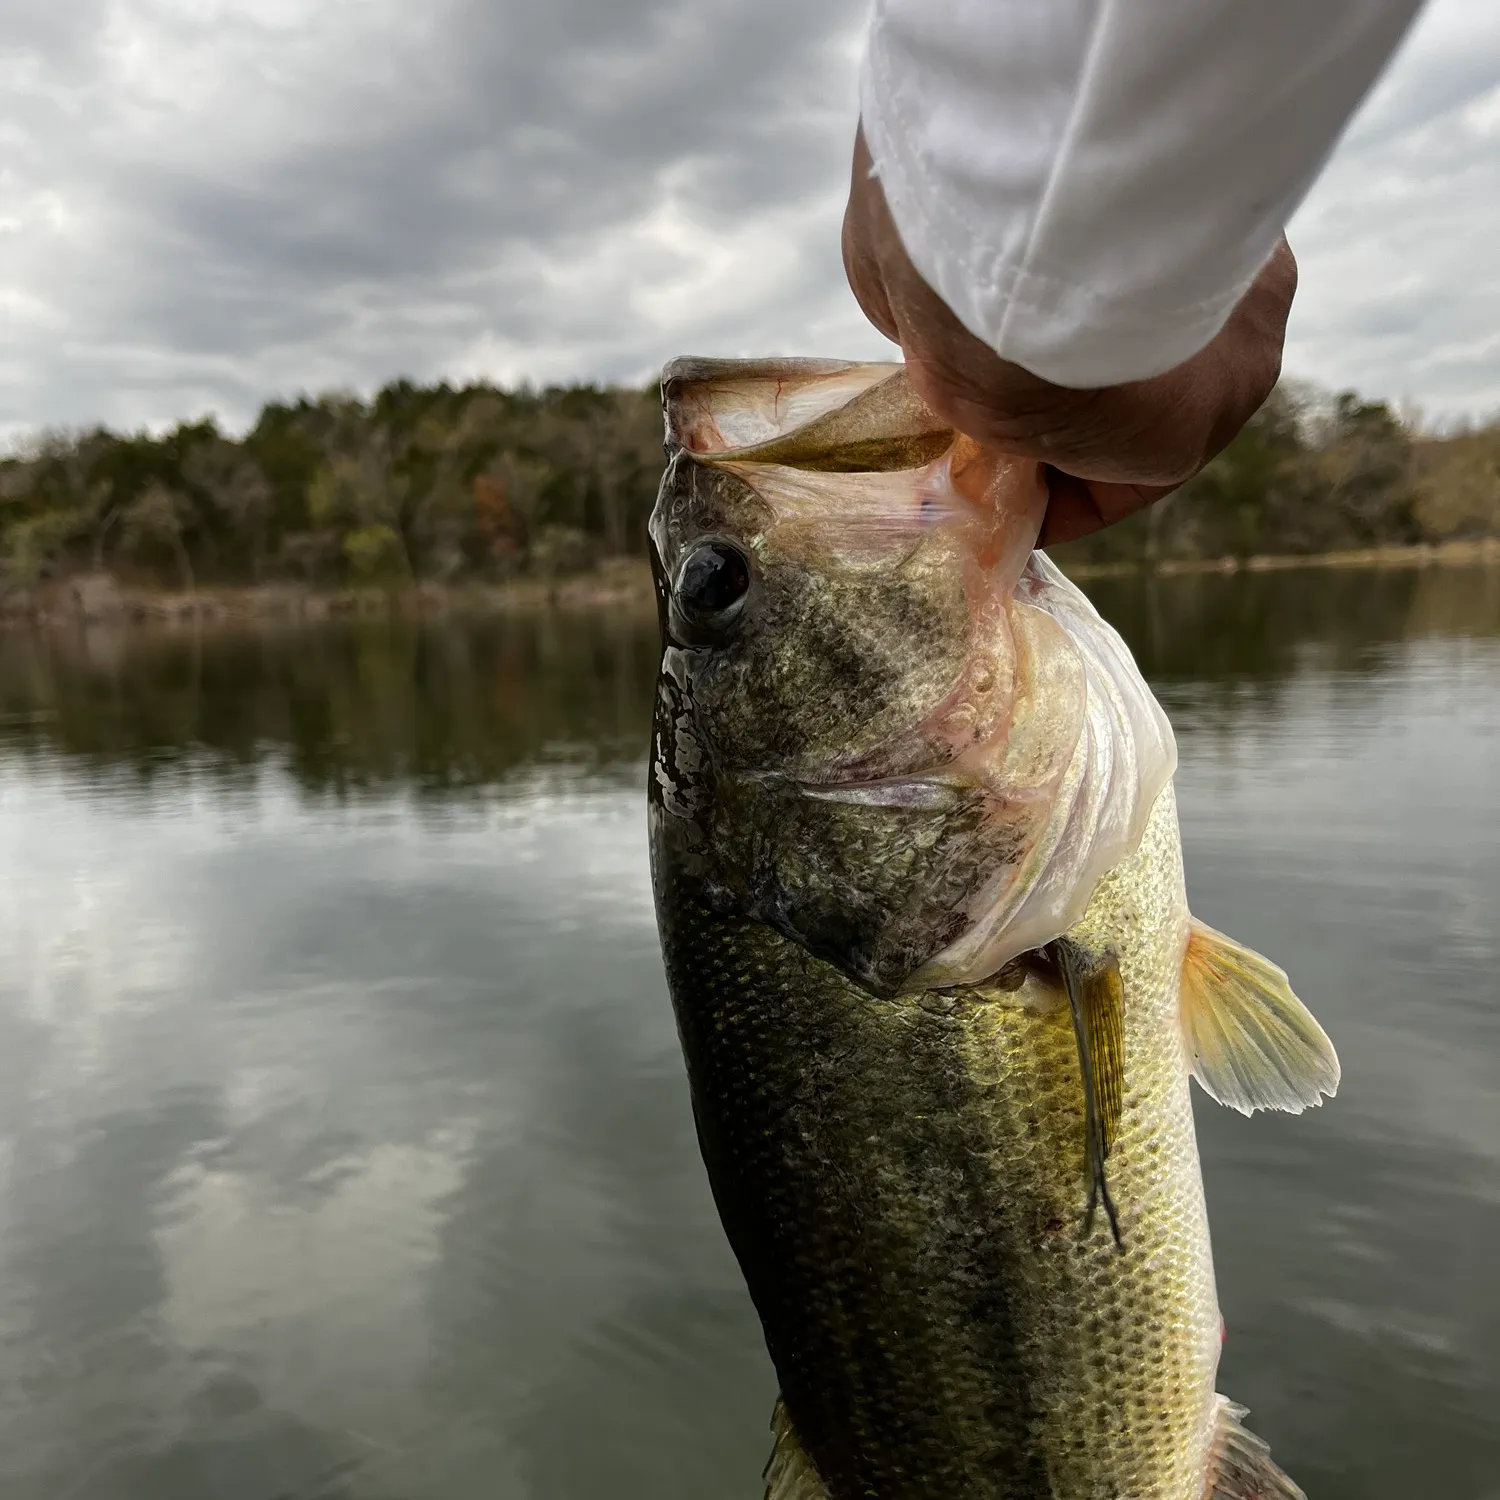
(1179, 917, 1340, 1116)
(1204, 1396, 1307, 1500)
(764, 1398, 830, 1500)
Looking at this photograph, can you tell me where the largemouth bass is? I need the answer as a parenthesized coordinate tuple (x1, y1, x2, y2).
(647, 357, 1339, 1500)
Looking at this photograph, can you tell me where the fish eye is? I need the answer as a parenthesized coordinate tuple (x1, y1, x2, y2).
(673, 540, 751, 639)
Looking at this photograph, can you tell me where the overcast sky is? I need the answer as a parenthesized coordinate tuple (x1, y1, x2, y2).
(2, 0, 1497, 442)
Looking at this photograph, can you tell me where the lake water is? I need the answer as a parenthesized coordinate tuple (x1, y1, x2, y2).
(0, 566, 1496, 1500)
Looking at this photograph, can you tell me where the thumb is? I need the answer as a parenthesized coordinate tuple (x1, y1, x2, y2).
(842, 131, 901, 344)
(1037, 473, 1177, 549)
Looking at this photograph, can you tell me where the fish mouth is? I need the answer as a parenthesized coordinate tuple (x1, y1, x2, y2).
(743, 763, 967, 810)
(784, 775, 967, 811)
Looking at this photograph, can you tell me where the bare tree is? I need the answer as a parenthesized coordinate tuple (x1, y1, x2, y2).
(122, 484, 196, 592)
(182, 439, 273, 578)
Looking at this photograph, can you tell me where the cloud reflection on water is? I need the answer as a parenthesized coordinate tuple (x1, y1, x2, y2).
(0, 573, 1495, 1498)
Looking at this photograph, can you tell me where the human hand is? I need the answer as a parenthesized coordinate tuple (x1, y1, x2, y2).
(841, 128, 1298, 547)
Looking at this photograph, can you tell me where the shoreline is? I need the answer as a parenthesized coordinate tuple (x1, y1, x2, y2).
(1059, 536, 1500, 581)
(0, 558, 661, 630)
(4, 538, 1499, 629)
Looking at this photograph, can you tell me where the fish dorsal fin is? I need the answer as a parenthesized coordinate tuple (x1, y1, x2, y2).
(764, 1399, 830, 1500)
(1180, 919, 1340, 1116)
(1051, 937, 1126, 1249)
(1204, 1397, 1307, 1500)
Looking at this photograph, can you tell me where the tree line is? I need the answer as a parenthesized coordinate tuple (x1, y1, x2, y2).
(1057, 383, 1500, 568)
(1, 376, 1496, 591)
(0, 380, 664, 593)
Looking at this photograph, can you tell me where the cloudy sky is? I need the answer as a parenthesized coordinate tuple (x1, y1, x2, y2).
(2, 0, 1497, 442)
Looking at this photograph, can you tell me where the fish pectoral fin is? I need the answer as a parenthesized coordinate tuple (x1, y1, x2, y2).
(764, 1399, 830, 1500)
(1204, 1396, 1307, 1500)
(1050, 936, 1125, 1250)
(1180, 918, 1340, 1117)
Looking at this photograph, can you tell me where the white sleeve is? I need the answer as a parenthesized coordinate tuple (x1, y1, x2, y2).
(859, 0, 1424, 388)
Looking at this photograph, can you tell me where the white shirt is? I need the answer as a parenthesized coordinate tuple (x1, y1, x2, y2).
(860, 0, 1425, 388)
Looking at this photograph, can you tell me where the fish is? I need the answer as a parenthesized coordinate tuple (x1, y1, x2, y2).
(647, 356, 1339, 1500)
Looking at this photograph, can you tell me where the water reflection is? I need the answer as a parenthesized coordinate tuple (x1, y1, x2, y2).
(0, 567, 1495, 1499)
(1088, 562, 1500, 682)
(0, 608, 660, 792)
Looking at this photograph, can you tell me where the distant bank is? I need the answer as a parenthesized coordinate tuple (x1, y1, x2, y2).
(3, 375, 1498, 611)
(0, 558, 658, 630)
(1062, 536, 1500, 580)
(7, 539, 1500, 630)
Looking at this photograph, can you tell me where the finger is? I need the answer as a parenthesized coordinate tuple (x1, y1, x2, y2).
(842, 207, 899, 343)
(843, 128, 901, 343)
(1037, 474, 1175, 549)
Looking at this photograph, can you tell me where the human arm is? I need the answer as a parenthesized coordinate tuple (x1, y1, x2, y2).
(846, 0, 1424, 544)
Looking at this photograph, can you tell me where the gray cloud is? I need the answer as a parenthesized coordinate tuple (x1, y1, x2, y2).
(0, 0, 1495, 439)
(1284, 1, 1500, 421)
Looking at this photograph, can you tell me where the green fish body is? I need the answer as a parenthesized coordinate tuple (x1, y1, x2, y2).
(648, 359, 1338, 1500)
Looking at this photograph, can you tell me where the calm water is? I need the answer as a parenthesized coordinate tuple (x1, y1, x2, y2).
(0, 568, 1497, 1500)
